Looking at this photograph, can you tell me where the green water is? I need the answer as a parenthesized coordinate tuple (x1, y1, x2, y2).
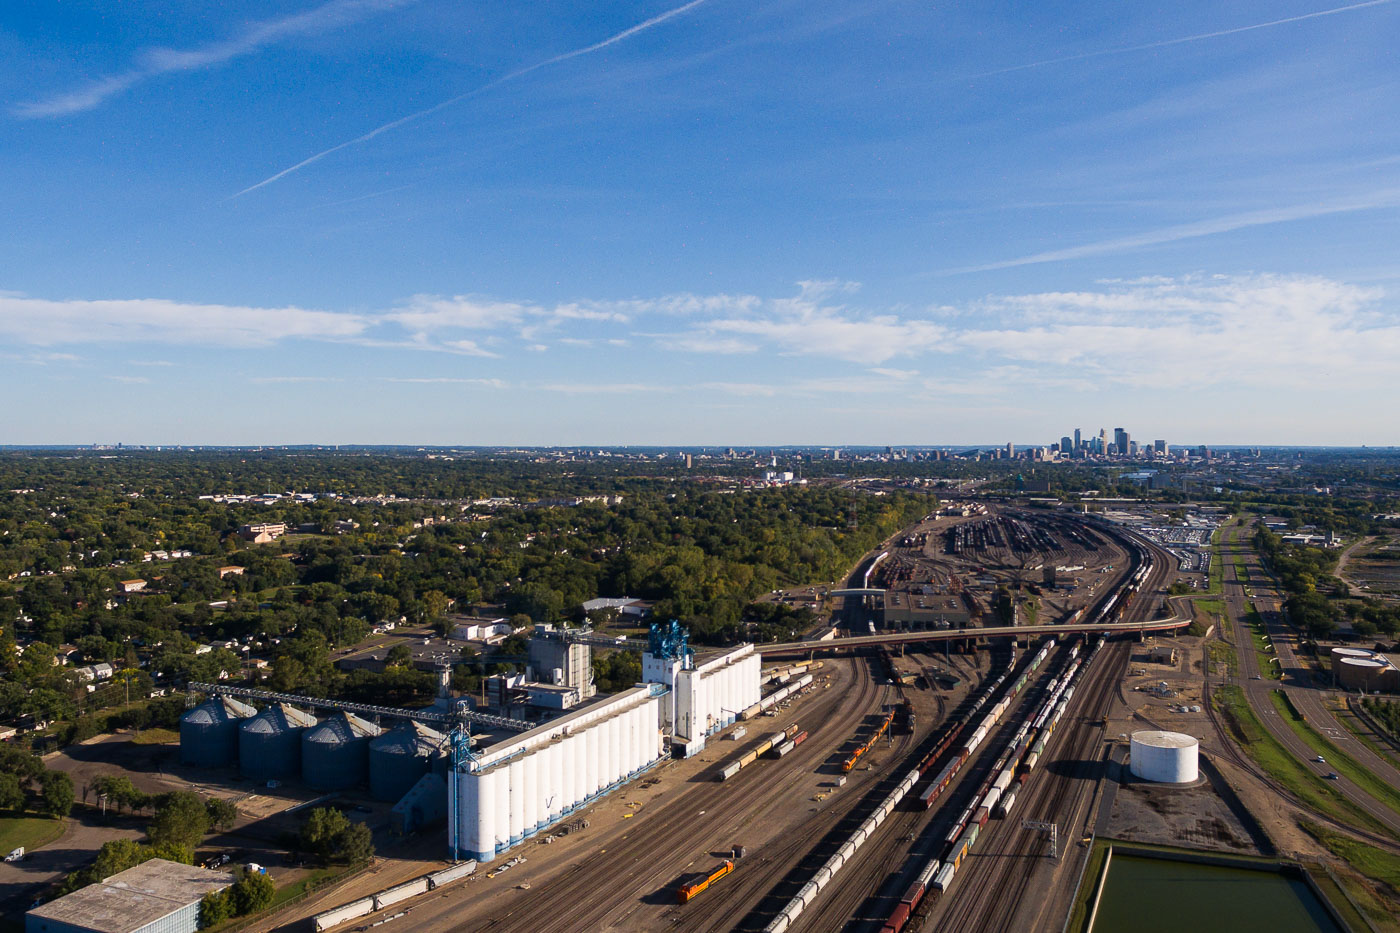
(1091, 854, 1342, 933)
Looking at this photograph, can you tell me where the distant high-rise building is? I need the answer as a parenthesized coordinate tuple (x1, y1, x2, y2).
(1073, 428, 1082, 451)
(1060, 436, 1073, 454)
(1098, 428, 1108, 454)
(1113, 428, 1128, 455)
(684, 453, 693, 469)
(1005, 442, 1015, 459)
(1154, 439, 1167, 456)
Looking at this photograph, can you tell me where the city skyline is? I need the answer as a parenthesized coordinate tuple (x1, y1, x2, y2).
(4, 1, 1400, 445)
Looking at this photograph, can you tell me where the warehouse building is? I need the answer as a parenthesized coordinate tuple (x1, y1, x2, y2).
(27, 859, 234, 933)
(882, 592, 970, 630)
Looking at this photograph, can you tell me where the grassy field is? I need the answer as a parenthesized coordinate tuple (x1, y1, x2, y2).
(1206, 525, 1227, 595)
(1300, 821, 1400, 931)
(1302, 863, 1379, 933)
(0, 814, 65, 855)
(1207, 639, 1237, 677)
(1212, 685, 1389, 838)
(1268, 691, 1400, 818)
(200, 866, 351, 933)
(1233, 553, 1251, 587)
(1245, 604, 1279, 679)
(1337, 706, 1400, 770)
(131, 727, 179, 745)
(1064, 838, 1110, 933)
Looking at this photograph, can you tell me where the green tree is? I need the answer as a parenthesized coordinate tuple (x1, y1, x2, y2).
(199, 889, 234, 928)
(336, 821, 375, 864)
(300, 806, 350, 862)
(0, 772, 25, 812)
(230, 870, 275, 915)
(205, 797, 239, 831)
(148, 791, 211, 850)
(90, 839, 148, 879)
(40, 770, 74, 818)
(384, 643, 414, 669)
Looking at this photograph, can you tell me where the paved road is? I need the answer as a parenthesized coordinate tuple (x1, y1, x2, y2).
(1218, 523, 1400, 835)
(0, 812, 143, 919)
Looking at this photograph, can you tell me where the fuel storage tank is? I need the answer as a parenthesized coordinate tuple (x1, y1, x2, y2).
(1129, 730, 1199, 783)
(180, 696, 257, 768)
(370, 720, 445, 802)
(240, 703, 318, 782)
(303, 712, 383, 790)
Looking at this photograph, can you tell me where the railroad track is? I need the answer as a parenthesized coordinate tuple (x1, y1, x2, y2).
(470, 656, 891, 932)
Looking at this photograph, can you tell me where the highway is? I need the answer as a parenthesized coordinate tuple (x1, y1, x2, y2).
(1214, 523, 1400, 837)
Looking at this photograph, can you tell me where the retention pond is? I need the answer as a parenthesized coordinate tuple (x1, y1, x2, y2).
(1091, 853, 1343, 933)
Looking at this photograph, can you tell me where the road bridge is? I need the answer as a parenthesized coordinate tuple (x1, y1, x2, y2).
(756, 617, 1189, 659)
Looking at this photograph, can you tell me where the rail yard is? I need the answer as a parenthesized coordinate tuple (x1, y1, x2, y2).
(235, 503, 1195, 933)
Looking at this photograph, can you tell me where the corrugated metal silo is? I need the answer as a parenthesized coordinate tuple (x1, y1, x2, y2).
(180, 696, 257, 767)
(302, 712, 382, 790)
(369, 721, 444, 802)
(239, 703, 318, 782)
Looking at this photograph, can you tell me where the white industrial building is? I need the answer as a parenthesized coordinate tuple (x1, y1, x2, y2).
(449, 683, 668, 863)
(447, 621, 762, 864)
(643, 643, 761, 754)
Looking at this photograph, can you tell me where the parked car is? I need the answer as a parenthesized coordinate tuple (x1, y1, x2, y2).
(4, 847, 24, 862)
(1313, 755, 1326, 764)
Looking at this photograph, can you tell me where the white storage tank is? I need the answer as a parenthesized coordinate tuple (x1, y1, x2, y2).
(1129, 730, 1199, 783)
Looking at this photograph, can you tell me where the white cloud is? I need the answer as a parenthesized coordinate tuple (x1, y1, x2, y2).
(955, 188, 1400, 273)
(6, 275, 1394, 400)
(15, 0, 411, 118)
(107, 375, 151, 384)
(249, 376, 343, 384)
(389, 295, 533, 331)
(0, 294, 369, 347)
(538, 383, 667, 394)
(647, 333, 759, 354)
(380, 377, 506, 388)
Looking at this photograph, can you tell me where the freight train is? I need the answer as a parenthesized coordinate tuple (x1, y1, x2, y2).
(879, 637, 1106, 932)
(763, 639, 1058, 933)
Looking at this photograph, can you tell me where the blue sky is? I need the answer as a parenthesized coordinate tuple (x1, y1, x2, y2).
(2, 0, 1398, 446)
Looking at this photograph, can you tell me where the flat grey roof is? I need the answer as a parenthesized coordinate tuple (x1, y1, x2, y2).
(27, 858, 234, 933)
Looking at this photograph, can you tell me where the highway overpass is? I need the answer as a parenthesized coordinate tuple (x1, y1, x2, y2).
(757, 617, 1189, 659)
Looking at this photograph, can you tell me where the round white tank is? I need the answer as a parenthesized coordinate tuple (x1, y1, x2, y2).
(1130, 730, 1199, 783)
(1331, 647, 1375, 662)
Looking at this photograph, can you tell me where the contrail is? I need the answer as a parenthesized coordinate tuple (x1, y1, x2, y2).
(969, 0, 1394, 79)
(232, 0, 710, 198)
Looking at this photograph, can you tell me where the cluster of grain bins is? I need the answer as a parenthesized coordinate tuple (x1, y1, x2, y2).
(239, 703, 319, 782)
(180, 698, 446, 800)
(371, 721, 446, 802)
(450, 684, 667, 863)
(180, 697, 258, 768)
(303, 712, 383, 791)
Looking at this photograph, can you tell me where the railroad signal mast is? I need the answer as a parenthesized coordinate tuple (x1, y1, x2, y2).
(1022, 818, 1059, 858)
